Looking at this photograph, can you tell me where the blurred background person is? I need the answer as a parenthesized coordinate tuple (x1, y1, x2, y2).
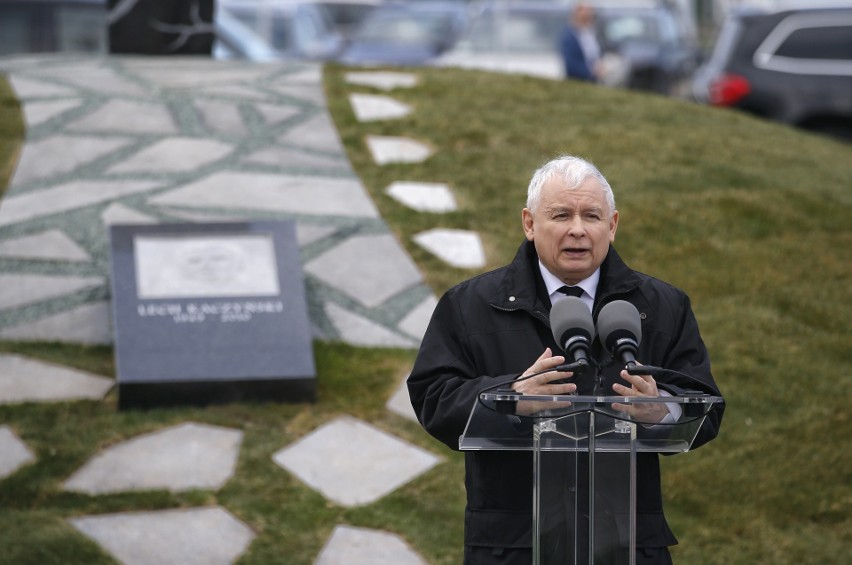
(559, 2, 601, 82)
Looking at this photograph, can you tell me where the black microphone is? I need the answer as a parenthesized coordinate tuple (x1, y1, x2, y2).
(597, 300, 642, 369)
(550, 296, 595, 375)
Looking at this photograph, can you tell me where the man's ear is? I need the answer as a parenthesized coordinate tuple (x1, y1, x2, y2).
(522, 208, 535, 241)
(609, 210, 619, 242)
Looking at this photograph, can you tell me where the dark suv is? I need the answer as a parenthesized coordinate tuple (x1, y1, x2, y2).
(692, 4, 852, 141)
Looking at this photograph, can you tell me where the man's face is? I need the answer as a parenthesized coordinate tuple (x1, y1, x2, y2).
(522, 176, 618, 285)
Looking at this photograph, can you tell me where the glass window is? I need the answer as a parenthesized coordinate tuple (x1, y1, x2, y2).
(774, 26, 852, 61)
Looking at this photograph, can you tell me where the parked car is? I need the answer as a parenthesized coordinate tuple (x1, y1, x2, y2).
(215, 0, 344, 61)
(434, 1, 568, 79)
(0, 0, 106, 55)
(595, 1, 701, 96)
(310, 0, 384, 42)
(436, 0, 698, 96)
(337, 0, 469, 67)
(692, 3, 852, 141)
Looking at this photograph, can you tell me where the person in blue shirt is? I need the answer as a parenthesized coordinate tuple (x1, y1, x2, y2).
(560, 3, 601, 82)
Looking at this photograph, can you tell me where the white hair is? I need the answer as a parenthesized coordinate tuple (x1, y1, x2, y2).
(526, 155, 616, 214)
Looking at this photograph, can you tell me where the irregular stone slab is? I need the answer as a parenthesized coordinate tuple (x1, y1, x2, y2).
(21, 99, 82, 127)
(11, 135, 134, 186)
(349, 93, 412, 122)
(9, 75, 77, 98)
(295, 223, 337, 247)
(0, 229, 90, 262)
(413, 228, 486, 269)
(69, 506, 255, 565)
(63, 422, 243, 494)
(0, 273, 103, 311)
(194, 99, 247, 136)
(0, 426, 36, 479)
(267, 83, 323, 104)
(126, 63, 274, 88)
(386, 379, 418, 423)
(100, 203, 158, 226)
(345, 71, 419, 91)
(316, 525, 428, 565)
(149, 171, 378, 218)
(282, 65, 322, 84)
(365, 135, 432, 165)
(0, 301, 112, 344)
(304, 234, 422, 308)
(67, 99, 178, 134)
(279, 113, 345, 153)
(0, 353, 113, 404)
(324, 302, 417, 348)
(272, 416, 440, 506)
(107, 137, 234, 174)
(40, 62, 146, 96)
(397, 294, 438, 341)
(255, 102, 301, 126)
(240, 146, 351, 170)
(385, 181, 458, 213)
(201, 84, 272, 100)
(0, 179, 164, 228)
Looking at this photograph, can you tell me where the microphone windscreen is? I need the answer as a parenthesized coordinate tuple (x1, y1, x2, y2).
(551, 296, 595, 345)
(597, 300, 642, 347)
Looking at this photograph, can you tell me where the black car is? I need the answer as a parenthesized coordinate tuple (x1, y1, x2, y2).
(692, 4, 852, 141)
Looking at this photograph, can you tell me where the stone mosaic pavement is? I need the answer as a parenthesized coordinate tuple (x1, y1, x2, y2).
(0, 56, 484, 563)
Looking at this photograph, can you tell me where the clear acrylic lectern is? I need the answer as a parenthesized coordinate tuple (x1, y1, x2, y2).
(459, 392, 723, 565)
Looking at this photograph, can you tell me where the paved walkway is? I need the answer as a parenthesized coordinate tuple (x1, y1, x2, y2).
(0, 56, 485, 564)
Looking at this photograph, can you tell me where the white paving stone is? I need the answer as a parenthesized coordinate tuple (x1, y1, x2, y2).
(39, 62, 146, 96)
(267, 83, 324, 104)
(67, 99, 178, 134)
(69, 506, 255, 565)
(255, 102, 301, 125)
(345, 71, 419, 91)
(397, 294, 438, 341)
(64, 422, 243, 494)
(386, 379, 418, 423)
(365, 135, 433, 165)
(0, 229, 90, 262)
(324, 303, 417, 348)
(149, 171, 378, 218)
(194, 99, 247, 136)
(200, 84, 272, 100)
(0, 353, 113, 404)
(295, 223, 337, 247)
(305, 234, 422, 308)
(9, 75, 77, 98)
(272, 416, 440, 507)
(0, 179, 164, 228)
(21, 99, 82, 127)
(349, 93, 412, 122)
(413, 228, 486, 269)
(279, 113, 345, 153)
(0, 273, 103, 311)
(0, 301, 112, 344)
(385, 181, 458, 213)
(11, 135, 134, 186)
(107, 137, 234, 174)
(240, 146, 351, 170)
(100, 202, 158, 226)
(316, 525, 428, 565)
(127, 63, 273, 88)
(0, 426, 36, 480)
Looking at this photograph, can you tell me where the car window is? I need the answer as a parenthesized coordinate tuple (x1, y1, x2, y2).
(774, 25, 852, 61)
(460, 12, 564, 52)
(357, 12, 453, 44)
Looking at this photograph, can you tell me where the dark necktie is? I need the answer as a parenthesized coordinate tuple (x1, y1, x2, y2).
(557, 285, 584, 298)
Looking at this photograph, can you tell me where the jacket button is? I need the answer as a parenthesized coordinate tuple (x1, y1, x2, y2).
(509, 296, 516, 302)
(640, 313, 647, 320)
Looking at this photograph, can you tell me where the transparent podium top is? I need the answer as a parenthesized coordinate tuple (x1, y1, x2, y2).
(459, 392, 723, 453)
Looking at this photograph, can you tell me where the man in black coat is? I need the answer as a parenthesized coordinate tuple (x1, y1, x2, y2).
(408, 155, 724, 564)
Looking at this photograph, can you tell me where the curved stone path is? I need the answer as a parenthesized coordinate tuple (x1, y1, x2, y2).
(0, 56, 482, 564)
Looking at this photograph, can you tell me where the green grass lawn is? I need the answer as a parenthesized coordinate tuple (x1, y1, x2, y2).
(1, 64, 850, 564)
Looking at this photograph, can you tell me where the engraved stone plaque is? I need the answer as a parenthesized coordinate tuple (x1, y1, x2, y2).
(109, 222, 315, 409)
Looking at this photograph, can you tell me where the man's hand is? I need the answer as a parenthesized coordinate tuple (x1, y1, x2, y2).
(512, 348, 577, 395)
(611, 365, 669, 424)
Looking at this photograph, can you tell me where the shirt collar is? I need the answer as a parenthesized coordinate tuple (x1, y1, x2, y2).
(538, 260, 600, 304)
